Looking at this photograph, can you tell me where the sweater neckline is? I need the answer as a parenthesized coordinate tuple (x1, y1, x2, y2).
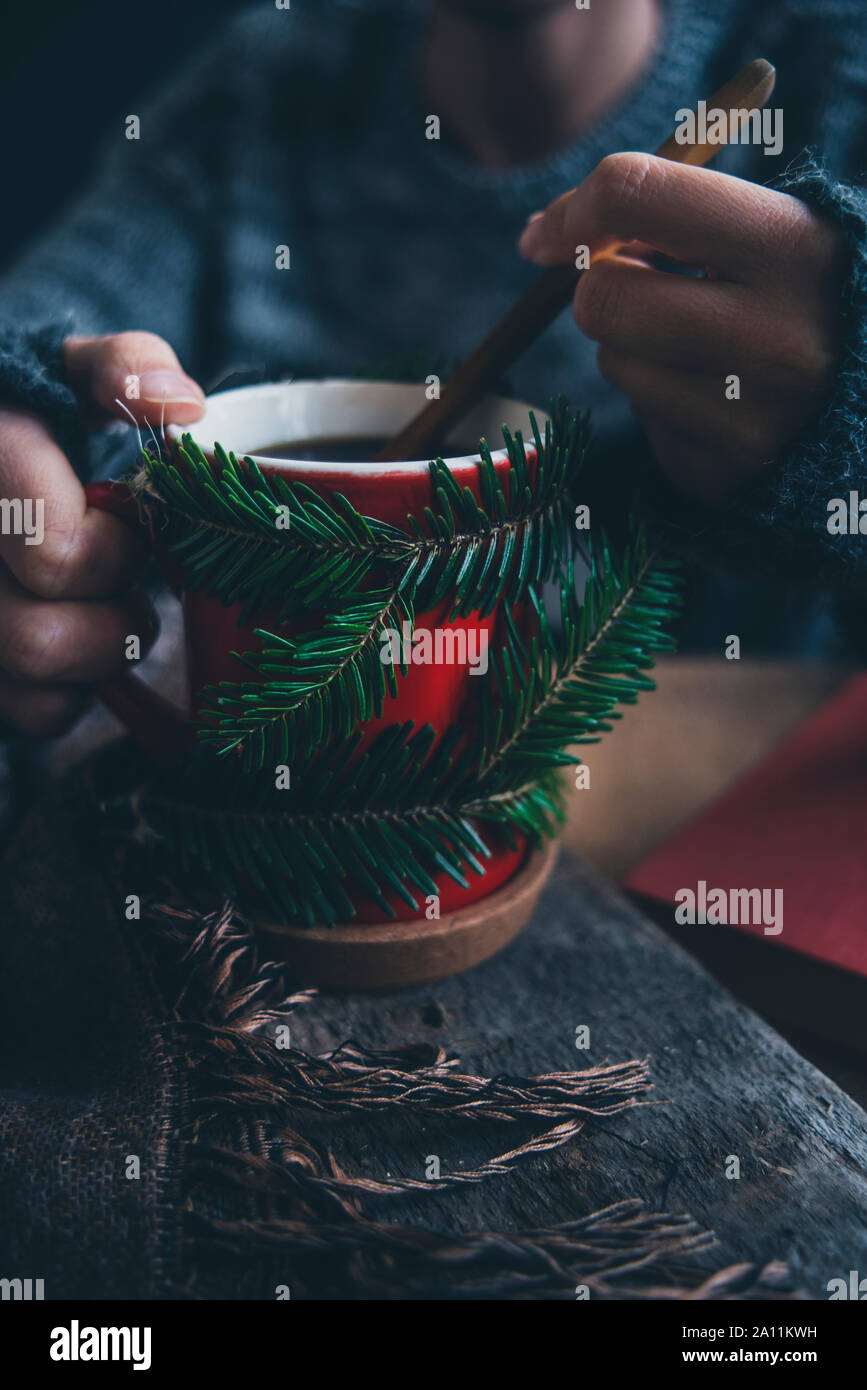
(391, 0, 737, 209)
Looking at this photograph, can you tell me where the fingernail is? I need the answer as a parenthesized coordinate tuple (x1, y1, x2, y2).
(518, 212, 546, 257)
(138, 370, 205, 406)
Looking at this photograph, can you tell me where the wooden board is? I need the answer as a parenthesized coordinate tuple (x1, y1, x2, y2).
(561, 656, 847, 881)
(290, 849, 867, 1296)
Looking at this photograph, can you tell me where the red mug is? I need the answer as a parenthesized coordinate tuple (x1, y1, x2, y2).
(85, 378, 545, 921)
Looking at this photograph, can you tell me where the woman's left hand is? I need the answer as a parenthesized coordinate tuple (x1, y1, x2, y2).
(518, 153, 847, 503)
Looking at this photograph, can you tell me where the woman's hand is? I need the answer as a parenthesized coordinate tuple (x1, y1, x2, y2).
(0, 331, 204, 735)
(518, 153, 847, 504)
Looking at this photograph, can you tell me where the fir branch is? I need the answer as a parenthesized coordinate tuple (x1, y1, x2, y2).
(134, 769, 559, 926)
(135, 396, 589, 626)
(139, 439, 407, 620)
(118, 399, 683, 926)
(195, 584, 415, 770)
(475, 532, 682, 792)
(150, 397, 590, 769)
(403, 397, 590, 617)
(121, 528, 681, 924)
(134, 723, 491, 925)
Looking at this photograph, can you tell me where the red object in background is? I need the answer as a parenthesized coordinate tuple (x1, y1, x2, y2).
(625, 674, 867, 979)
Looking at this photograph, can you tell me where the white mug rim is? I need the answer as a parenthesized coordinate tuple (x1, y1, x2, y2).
(165, 378, 547, 478)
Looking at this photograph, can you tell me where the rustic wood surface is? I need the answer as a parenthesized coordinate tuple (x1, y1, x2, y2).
(562, 657, 849, 880)
(289, 848, 867, 1297)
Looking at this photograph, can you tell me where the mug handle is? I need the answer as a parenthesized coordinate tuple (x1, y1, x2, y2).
(84, 480, 188, 766)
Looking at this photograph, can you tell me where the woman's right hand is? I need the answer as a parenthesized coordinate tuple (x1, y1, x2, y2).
(0, 331, 204, 735)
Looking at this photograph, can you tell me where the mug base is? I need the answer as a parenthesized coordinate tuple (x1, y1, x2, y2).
(255, 839, 559, 991)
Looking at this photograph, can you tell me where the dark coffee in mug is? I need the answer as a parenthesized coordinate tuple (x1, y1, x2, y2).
(252, 437, 481, 462)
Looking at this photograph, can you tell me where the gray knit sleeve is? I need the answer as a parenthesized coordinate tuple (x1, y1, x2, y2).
(0, 320, 88, 472)
(645, 157, 867, 601)
(0, 13, 255, 480)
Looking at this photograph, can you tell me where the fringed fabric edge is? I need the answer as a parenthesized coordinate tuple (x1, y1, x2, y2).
(142, 897, 800, 1300)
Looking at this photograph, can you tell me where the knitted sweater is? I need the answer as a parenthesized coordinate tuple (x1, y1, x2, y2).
(0, 0, 866, 653)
